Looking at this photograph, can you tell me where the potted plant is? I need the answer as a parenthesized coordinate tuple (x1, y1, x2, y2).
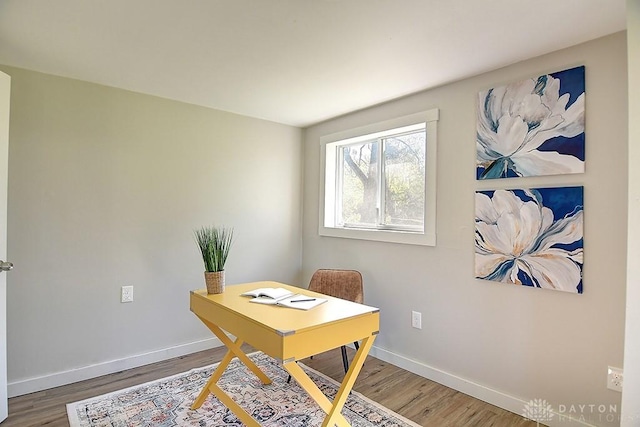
(194, 225, 234, 294)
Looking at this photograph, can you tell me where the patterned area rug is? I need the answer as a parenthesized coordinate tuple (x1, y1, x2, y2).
(67, 352, 420, 427)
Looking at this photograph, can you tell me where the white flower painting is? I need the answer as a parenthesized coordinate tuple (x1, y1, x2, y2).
(477, 66, 585, 179)
(475, 187, 583, 293)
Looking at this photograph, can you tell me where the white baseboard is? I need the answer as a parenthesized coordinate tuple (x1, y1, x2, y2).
(7, 337, 223, 398)
(8, 339, 597, 427)
(367, 345, 597, 427)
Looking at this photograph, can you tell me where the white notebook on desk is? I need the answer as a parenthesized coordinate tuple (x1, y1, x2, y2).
(242, 288, 327, 310)
(275, 294, 327, 310)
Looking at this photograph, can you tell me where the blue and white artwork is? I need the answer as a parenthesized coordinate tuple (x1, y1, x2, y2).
(476, 66, 585, 179)
(475, 186, 584, 294)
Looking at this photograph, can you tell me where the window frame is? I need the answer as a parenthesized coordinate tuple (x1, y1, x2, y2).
(319, 109, 438, 246)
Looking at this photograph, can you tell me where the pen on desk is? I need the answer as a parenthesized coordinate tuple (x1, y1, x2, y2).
(290, 298, 316, 303)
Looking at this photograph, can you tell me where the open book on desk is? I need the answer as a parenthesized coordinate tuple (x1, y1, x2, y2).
(240, 287, 294, 300)
(241, 288, 327, 310)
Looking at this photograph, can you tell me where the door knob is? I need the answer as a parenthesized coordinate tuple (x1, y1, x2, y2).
(0, 260, 13, 272)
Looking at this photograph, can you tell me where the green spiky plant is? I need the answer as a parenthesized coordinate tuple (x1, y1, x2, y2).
(194, 225, 234, 272)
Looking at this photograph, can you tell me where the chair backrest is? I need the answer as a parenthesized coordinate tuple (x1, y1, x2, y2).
(308, 269, 363, 304)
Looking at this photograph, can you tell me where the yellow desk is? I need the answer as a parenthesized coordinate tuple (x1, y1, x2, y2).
(190, 281, 380, 427)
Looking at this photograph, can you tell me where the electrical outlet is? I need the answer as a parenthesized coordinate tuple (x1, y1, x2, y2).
(121, 285, 134, 303)
(607, 366, 623, 392)
(411, 311, 422, 329)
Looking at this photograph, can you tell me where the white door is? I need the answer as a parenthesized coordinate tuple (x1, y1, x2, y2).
(0, 71, 11, 422)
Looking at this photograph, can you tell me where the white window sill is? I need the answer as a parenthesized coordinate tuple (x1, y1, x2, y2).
(319, 225, 436, 246)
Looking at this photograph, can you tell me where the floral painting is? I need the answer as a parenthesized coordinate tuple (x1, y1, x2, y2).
(475, 186, 584, 293)
(476, 66, 585, 179)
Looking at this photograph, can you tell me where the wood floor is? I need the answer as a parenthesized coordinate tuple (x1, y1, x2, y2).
(5, 346, 539, 426)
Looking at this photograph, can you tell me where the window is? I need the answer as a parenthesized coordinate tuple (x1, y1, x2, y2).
(320, 109, 438, 246)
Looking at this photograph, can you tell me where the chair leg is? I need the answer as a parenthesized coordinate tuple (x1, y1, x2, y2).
(354, 341, 359, 351)
(341, 345, 349, 374)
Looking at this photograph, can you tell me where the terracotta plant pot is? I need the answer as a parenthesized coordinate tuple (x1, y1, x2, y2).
(204, 270, 225, 294)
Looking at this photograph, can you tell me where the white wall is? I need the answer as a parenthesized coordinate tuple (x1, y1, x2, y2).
(622, 0, 640, 424)
(2, 66, 303, 395)
(303, 33, 627, 426)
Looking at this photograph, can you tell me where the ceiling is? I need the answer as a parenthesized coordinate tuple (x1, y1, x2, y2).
(0, 0, 627, 127)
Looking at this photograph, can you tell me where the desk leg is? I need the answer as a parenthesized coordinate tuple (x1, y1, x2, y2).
(208, 383, 260, 426)
(284, 334, 376, 427)
(323, 334, 376, 427)
(284, 362, 350, 427)
(195, 315, 271, 384)
(191, 347, 236, 409)
(191, 315, 272, 416)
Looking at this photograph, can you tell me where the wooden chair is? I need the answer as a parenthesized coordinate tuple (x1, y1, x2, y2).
(288, 269, 364, 383)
